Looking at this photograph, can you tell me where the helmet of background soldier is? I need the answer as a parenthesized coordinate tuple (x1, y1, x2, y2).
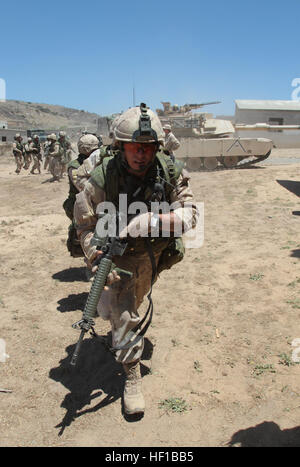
(33, 134, 39, 140)
(77, 134, 100, 155)
(59, 131, 66, 137)
(114, 103, 164, 144)
(109, 115, 121, 139)
(14, 133, 22, 140)
(27, 137, 32, 142)
(48, 133, 57, 141)
(162, 124, 171, 131)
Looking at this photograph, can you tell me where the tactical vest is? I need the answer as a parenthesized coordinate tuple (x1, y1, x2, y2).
(14, 142, 24, 154)
(63, 158, 81, 220)
(63, 157, 85, 257)
(90, 149, 183, 205)
(90, 149, 186, 268)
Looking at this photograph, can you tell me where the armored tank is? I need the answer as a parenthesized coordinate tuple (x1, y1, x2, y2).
(158, 102, 273, 170)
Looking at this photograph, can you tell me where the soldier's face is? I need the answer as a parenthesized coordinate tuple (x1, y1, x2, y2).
(123, 142, 157, 172)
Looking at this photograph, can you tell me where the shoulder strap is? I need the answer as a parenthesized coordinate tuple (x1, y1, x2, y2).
(156, 150, 184, 189)
(90, 155, 120, 204)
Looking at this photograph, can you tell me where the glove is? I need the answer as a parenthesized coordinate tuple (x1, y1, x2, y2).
(90, 251, 121, 289)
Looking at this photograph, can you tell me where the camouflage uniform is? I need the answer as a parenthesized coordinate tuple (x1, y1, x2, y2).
(48, 134, 63, 181)
(30, 136, 42, 174)
(163, 124, 181, 160)
(12, 135, 24, 174)
(43, 137, 52, 171)
(23, 138, 33, 170)
(58, 132, 73, 177)
(63, 134, 100, 257)
(73, 104, 198, 415)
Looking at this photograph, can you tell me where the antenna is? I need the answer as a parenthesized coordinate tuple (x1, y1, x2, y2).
(133, 85, 136, 107)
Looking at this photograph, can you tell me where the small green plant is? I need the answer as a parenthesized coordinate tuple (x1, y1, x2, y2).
(249, 273, 264, 281)
(171, 339, 180, 347)
(287, 278, 300, 288)
(193, 360, 202, 373)
(286, 298, 300, 309)
(158, 397, 189, 414)
(253, 364, 276, 376)
(278, 353, 295, 367)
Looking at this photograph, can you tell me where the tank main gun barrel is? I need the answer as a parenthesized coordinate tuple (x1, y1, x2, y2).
(186, 101, 221, 108)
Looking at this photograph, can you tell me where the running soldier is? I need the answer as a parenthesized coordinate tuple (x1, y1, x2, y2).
(48, 133, 63, 182)
(30, 135, 42, 174)
(43, 135, 52, 172)
(23, 137, 33, 170)
(73, 104, 198, 416)
(12, 134, 25, 174)
(58, 131, 73, 177)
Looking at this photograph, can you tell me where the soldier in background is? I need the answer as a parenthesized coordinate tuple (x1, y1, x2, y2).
(23, 137, 33, 170)
(162, 124, 180, 161)
(58, 131, 73, 177)
(43, 135, 52, 172)
(48, 133, 63, 182)
(63, 133, 100, 258)
(30, 135, 42, 174)
(12, 133, 25, 174)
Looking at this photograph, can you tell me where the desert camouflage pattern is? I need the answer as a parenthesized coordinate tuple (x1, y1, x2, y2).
(73, 168, 198, 364)
(49, 141, 63, 181)
(12, 141, 24, 173)
(23, 139, 33, 170)
(29, 140, 41, 174)
(164, 131, 181, 154)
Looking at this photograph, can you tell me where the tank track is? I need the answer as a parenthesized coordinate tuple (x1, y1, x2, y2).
(186, 150, 272, 172)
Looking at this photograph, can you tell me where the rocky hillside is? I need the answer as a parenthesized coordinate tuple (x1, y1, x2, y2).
(0, 100, 102, 131)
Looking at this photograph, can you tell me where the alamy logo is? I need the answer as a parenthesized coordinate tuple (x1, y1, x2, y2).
(0, 338, 9, 363)
(95, 196, 204, 248)
(0, 79, 6, 102)
(291, 78, 300, 101)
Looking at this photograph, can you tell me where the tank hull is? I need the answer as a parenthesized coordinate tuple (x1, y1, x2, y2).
(174, 136, 273, 170)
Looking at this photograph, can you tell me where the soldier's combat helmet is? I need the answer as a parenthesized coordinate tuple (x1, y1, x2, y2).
(48, 133, 57, 141)
(77, 134, 99, 155)
(114, 103, 164, 144)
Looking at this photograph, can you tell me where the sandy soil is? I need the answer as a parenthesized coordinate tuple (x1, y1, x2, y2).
(0, 149, 299, 447)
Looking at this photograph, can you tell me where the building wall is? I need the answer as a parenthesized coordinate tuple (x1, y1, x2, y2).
(235, 108, 300, 125)
(0, 129, 28, 143)
(235, 108, 300, 147)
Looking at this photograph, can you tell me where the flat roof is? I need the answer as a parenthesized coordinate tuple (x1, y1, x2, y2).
(235, 100, 300, 111)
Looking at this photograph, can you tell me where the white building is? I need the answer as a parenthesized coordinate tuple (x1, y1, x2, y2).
(235, 100, 300, 148)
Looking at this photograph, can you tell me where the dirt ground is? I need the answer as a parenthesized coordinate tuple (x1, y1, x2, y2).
(0, 148, 299, 447)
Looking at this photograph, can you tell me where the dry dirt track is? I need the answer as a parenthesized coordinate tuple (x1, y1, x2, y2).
(0, 148, 299, 447)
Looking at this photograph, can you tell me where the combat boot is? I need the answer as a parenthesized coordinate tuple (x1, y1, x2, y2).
(123, 361, 145, 415)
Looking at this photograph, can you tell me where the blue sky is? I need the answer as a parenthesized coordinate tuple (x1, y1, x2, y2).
(1, 0, 300, 116)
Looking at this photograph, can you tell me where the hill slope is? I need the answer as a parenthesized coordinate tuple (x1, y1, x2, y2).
(0, 100, 102, 131)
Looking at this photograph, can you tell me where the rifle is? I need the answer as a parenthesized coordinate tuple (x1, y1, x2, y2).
(70, 216, 131, 366)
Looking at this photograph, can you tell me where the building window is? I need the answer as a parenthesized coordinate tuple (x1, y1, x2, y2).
(1, 136, 6, 142)
(269, 117, 284, 132)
